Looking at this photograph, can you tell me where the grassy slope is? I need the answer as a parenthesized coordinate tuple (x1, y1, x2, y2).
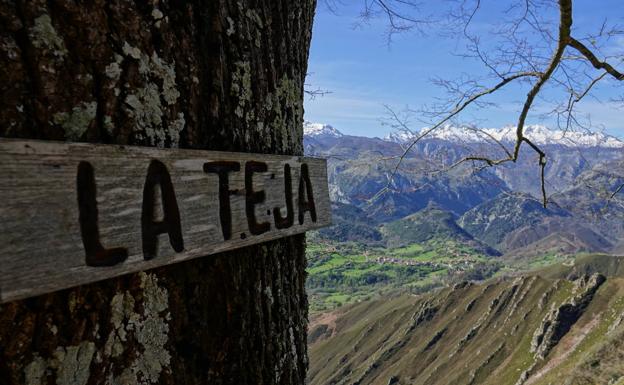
(308, 255, 624, 385)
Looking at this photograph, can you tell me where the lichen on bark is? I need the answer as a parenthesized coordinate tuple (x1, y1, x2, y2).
(101, 273, 171, 384)
(122, 42, 183, 147)
(53, 101, 97, 140)
(29, 14, 67, 58)
(23, 341, 96, 385)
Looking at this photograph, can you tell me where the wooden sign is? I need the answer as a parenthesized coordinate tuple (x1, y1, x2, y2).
(0, 139, 330, 303)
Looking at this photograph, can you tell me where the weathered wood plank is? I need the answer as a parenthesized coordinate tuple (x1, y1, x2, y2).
(0, 139, 331, 303)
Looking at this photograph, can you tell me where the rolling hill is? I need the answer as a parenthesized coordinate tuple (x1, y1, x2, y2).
(381, 204, 499, 256)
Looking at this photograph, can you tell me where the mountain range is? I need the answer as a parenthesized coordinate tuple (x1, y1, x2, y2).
(304, 122, 624, 258)
(384, 124, 624, 148)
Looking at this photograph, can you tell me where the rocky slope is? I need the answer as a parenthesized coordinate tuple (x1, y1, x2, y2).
(458, 193, 570, 249)
(308, 255, 624, 385)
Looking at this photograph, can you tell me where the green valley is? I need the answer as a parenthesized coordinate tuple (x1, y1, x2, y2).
(306, 238, 500, 312)
(302, 123, 624, 384)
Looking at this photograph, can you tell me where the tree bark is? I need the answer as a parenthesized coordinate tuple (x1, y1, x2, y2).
(0, 1, 315, 384)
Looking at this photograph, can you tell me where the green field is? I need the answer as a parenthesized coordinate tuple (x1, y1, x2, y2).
(306, 238, 500, 312)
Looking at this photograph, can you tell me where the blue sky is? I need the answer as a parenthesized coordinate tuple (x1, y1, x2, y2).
(304, 1, 624, 138)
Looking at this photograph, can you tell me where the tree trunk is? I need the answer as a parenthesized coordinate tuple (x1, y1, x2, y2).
(0, 1, 315, 384)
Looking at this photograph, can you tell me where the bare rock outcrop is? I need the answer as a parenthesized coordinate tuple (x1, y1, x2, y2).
(530, 273, 606, 359)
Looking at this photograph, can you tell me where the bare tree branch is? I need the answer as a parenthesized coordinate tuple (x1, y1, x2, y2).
(384, 71, 542, 194)
(567, 37, 624, 80)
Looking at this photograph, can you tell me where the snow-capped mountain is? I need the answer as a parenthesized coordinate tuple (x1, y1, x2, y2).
(384, 124, 624, 148)
(303, 122, 343, 138)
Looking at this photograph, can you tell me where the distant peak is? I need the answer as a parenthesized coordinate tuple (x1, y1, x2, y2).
(385, 124, 624, 148)
(303, 122, 343, 137)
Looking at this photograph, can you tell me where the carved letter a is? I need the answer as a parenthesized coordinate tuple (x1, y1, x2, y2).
(142, 160, 184, 260)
